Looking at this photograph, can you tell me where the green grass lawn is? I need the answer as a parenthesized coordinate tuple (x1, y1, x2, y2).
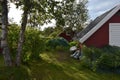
(29, 51, 120, 80)
(0, 54, 5, 67)
(0, 52, 120, 80)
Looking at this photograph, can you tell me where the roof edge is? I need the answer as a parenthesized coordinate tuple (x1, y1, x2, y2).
(79, 4, 120, 43)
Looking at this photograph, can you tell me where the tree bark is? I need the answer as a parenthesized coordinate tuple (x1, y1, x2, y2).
(16, 1, 29, 66)
(1, 0, 12, 66)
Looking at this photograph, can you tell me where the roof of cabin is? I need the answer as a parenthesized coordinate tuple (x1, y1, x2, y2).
(76, 7, 115, 39)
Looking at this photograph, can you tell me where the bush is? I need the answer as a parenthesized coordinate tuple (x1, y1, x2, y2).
(81, 46, 102, 70)
(8, 25, 47, 64)
(82, 46, 120, 71)
(98, 52, 120, 69)
(8, 25, 20, 60)
(22, 28, 46, 62)
(82, 46, 102, 61)
(46, 37, 69, 51)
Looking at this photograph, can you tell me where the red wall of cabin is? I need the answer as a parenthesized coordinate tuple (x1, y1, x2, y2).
(59, 32, 72, 42)
(84, 10, 120, 48)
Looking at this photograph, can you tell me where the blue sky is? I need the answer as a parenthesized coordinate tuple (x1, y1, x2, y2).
(9, 0, 120, 25)
(87, 0, 120, 20)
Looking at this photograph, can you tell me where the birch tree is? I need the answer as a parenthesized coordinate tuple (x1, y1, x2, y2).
(0, 0, 12, 66)
(15, 0, 31, 66)
(15, 0, 62, 66)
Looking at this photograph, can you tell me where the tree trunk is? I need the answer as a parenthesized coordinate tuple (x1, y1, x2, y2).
(1, 0, 12, 66)
(16, 2, 29, 66)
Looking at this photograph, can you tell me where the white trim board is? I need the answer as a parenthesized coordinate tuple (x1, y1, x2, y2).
(79, 4, 120, 43)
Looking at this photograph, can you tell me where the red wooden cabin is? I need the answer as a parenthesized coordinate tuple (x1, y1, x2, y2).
(59, 32, 73, 42)
(77, 4, 120, 48)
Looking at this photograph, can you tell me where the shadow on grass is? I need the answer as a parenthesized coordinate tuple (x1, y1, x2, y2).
(29, 59, 75, 80)
(28, 52, 120, 80)
(0, 66, 30, 80)
(0, 52, 120, 80)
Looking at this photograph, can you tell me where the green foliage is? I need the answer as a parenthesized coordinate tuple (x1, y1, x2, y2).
(46, 37, 69, 51)
(42, 27, 55, 37)
(8, 24, 20, 59)
(62, 0, 88, 32)
(98, 46, 120, 69)
(22, 27, 47, 62)
(82, 46, 120, 71)
(69, 41, 78, 47)
(42, 27, 62, 38)
(8, 24, 47, 63)
(49, 30, 61, 38)
(82, 46, 102, 60)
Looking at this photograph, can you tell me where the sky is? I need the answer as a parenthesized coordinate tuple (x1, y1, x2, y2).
(87, 0, 120, 19)
(8, 0, 120, 28)
(8, 3, 23, 24)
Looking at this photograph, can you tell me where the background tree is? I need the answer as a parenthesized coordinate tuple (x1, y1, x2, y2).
(50, 0, 88, 36)
(62, 0, 88, 36)
(64, 0, 88, 32)
(27, 0, 62, 28)
(42, 27, 55, 37)
(40, 0, 88, 36)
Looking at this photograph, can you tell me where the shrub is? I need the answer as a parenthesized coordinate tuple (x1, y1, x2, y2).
(8, 25, 47, 64)
(82, 46, 102, 61)
(80, 56, 92, 69)
(82, 46, 120, 72)
(98, 52, 120, 69)
(22, 28, 46, 62)
(46, 37, 69, 51)
(8, 25, 20, 60)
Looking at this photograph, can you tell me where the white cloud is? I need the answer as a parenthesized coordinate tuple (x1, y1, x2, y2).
(41, 19, 56, 30)
(8, 3, 23, 24)
(87, 0, 120, 19)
